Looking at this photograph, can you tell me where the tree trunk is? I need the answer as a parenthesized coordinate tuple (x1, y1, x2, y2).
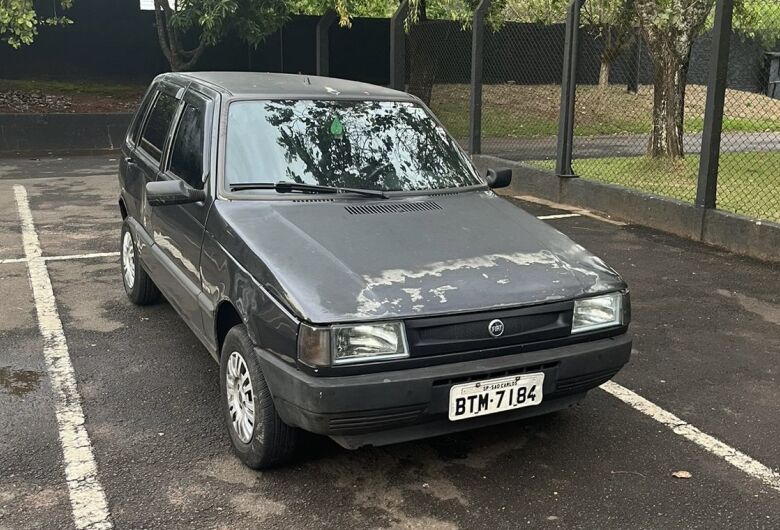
(598, 59, 611, 90)
(649, 57, 688, 159)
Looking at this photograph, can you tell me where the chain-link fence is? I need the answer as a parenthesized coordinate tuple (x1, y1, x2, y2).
(406, 20, 472, 150)
(572, 25, 708, 204)
(397, 0, 778, 225)
(568, 1, 779, 223)
(715, 2, 780, 222)
(480, 22, 565, 160)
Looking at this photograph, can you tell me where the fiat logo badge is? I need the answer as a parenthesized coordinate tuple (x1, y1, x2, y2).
(488, 319, 505, 337)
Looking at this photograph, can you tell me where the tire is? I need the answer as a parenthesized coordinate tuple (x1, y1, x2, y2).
(220, 324, 298, 469)
(120, 221, 160, 305)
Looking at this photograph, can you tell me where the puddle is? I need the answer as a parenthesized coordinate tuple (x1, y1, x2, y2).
(0, 366, 43, 396)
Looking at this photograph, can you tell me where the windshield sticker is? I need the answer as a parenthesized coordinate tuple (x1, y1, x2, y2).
(330, 116, 344, 139)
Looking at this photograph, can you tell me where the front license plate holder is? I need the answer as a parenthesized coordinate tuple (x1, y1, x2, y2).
(448, 372, 545, 421)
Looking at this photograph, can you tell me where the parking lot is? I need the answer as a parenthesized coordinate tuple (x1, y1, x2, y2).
(0, 155, 778, 529)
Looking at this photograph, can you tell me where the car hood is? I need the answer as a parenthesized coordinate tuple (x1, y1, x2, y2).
(214, 191, 625, 323)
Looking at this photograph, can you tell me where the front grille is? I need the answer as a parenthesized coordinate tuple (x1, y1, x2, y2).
(344, 201, 441, 215)
(405, 301, 573, 357)
(327, 406, 424, 433)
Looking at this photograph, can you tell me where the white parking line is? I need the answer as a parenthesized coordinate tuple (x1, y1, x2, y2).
(13, 185, 113, 530)
(0, 252, 118, 265)
(515, 194, 627, 226)
(44, 252, 119, 262)
(601, 381, 780, 492)
(536, 213, 582, 220)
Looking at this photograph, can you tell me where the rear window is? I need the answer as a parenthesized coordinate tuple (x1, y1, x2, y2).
(140, 92, 179, 160)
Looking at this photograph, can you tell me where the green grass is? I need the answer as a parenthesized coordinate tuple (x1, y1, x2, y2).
(0, 79, 145, 98)
(530, 153, 780, 222)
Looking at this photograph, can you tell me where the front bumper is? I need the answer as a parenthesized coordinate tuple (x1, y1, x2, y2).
(258, 333, 632, 449)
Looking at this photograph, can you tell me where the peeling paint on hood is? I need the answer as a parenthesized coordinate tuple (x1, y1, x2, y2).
(214, 191, 626, 323)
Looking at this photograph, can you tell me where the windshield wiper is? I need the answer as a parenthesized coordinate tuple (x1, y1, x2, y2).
(230, 181, 387, 199)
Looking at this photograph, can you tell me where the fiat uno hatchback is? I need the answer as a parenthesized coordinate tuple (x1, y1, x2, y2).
(118, 72, 631, 468)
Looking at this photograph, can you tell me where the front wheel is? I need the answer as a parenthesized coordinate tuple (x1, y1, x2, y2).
(220, 324, 298, 469)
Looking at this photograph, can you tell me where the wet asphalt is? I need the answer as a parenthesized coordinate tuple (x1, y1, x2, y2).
(0, 155, 778, 529)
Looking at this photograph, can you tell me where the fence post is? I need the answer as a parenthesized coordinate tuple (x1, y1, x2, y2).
(696, 0, 734, 209)
(316, 10, 338, 77)
(555, 0, 584, 178)
(390, 0, 409, 91)
(468, 0, 492, 155)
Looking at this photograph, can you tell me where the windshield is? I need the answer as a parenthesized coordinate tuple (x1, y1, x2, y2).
(224, 100, 482, 192)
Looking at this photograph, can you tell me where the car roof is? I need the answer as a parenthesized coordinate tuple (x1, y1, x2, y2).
(167, 72, 417, 101)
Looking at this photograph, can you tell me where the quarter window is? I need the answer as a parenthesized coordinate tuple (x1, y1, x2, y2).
(140, 92, 178, 161)
(169, 103, 206, 189)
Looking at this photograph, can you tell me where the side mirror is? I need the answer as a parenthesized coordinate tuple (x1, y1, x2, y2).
(485, 168, 512, 189)
(146, 180, 205, 206)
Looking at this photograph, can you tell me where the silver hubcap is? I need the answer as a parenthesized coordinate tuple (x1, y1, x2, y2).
(226, 351, 255, 444)
(122, 231, 135, 289)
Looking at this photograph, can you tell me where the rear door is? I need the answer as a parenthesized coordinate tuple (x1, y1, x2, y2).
(149, 88, 213, 338)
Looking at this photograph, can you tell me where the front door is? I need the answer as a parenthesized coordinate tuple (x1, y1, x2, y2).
(150, 89, 213, 338)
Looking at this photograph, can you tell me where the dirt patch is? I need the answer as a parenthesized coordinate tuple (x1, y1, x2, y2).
(0, 80, 144, 113)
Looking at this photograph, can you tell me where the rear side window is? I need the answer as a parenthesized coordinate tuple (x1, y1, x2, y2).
(140, 92, 179, 160)
(169, 103, 206, 189)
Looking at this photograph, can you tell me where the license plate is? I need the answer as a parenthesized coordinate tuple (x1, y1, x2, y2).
(448, 372, 545, 421)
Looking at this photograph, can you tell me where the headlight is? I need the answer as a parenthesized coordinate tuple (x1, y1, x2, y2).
(571, 292, 624, 333)
(332, 322, 409, 364)
(297, 321, 409, 367)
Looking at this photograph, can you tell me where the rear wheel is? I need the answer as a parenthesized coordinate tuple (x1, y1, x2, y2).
(220, 324, 298, 469)
(120, 221, 160, 305)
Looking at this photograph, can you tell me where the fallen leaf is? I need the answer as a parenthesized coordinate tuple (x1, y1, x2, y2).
(672, 470, 692, 479)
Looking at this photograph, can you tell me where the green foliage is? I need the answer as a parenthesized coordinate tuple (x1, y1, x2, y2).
(169, 0, 288, 48)
(732, 0, 780, 49)
(0, 0, 72, 48)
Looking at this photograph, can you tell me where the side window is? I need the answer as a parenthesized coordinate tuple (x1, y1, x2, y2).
(139, 92, 178, 161)
(127, 88, 155, 145)
(169, 103, 206, 189)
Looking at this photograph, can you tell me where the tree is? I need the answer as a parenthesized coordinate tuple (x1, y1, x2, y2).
(153, 0, 288, 71)
(635, 0, 716, 159)
(581, 0, 636, 90)
(506, 0, 636, 91)
(1, 0, 72, 48)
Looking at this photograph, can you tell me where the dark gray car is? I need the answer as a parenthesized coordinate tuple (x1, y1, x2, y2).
(118, 72, 631, 468)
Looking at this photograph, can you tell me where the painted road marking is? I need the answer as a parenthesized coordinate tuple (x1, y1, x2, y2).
(0, 252, 118, 265)
(514, 194, 627, 226)
(13, 185, 113, 530)
(601, 381, 780, 492)
(0, 257, 27, 264)
(44, 252, 119, 262)
(536, 213, 582, 220)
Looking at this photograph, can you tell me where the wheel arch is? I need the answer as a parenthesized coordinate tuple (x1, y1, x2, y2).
(118, 197, 128, 219)
(214, 299, 244, 355)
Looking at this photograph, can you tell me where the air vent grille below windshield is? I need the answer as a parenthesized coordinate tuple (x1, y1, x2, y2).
(344, 201, 442, 215)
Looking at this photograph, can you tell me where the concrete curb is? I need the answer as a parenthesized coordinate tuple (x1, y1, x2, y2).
(0, 113, 131, 156)
(473, 154, 780, 263)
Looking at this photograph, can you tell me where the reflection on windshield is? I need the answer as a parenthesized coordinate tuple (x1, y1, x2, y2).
(225, 100, 482, 192)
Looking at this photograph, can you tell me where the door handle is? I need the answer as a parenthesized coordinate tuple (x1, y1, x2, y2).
(124, 157, 137, 166)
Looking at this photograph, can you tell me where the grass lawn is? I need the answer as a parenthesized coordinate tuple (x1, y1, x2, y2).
(430, 84, 780, 139)
(530, 153, 780, 223)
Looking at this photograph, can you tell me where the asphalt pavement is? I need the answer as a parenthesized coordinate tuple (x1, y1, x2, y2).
(0, 155, 778, 529)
